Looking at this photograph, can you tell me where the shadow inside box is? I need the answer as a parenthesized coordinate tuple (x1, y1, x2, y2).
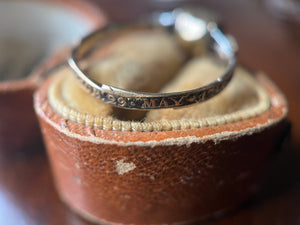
(204, 125, 300, 225)
(245, 124, 300, 199)
(254, 146, 300, 201)
(205, 153, 300, 225)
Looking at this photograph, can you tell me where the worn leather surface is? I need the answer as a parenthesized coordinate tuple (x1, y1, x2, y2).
(35, 71, 288, 224)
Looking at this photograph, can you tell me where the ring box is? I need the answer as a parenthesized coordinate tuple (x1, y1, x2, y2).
(34, 29, 288, 225)
(0, 0, 105, 155)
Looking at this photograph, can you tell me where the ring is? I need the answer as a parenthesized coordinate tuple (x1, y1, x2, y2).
(68, 9, 236, 110)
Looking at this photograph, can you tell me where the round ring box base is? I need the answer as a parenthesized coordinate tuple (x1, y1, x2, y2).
(35, 62, 288, 224)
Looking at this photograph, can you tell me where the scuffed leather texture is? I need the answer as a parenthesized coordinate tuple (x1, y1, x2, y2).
(35, 72, 288, 225)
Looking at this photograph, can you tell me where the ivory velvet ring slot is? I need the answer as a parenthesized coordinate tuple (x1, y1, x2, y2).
(68, 9, 236, 110)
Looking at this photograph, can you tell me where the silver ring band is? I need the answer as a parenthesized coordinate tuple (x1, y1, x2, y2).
(68, 9, 236, 110)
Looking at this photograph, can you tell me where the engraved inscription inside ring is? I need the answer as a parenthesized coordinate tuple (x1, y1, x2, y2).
(117, 97, 127, 107)
(107, 94, 116, 103)
(68, 12, 236, 110)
